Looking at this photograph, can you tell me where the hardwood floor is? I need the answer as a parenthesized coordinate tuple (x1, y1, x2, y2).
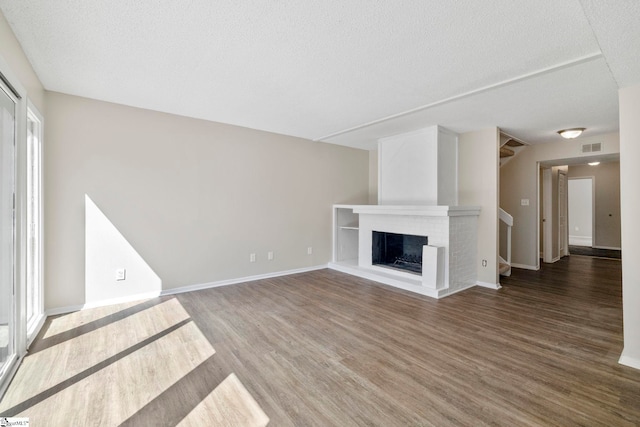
(1, 255, 639, 426)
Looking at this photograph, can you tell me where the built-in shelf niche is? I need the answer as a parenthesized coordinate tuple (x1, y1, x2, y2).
(333, 205, 360, 263)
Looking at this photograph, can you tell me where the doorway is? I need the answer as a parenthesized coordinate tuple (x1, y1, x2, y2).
(568, 177, 594, 247)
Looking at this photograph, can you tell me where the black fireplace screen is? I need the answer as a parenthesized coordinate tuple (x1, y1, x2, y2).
(372, 231, 428, 274)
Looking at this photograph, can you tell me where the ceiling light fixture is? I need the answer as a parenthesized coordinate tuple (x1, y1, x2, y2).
(588, 161, 600, 166)
(557, 128, 585, 139)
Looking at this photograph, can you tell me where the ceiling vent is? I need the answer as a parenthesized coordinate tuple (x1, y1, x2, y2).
(581, 142, 602, 154)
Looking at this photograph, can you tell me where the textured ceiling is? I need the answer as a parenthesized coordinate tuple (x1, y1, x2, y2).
(1, 0, 639, 149)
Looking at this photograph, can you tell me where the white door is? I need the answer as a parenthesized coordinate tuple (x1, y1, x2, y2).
(0, 81, 16, 383)
(558, 170, 568, 257)
(568, 178, 594, 247)
(542, 168, 553, 263)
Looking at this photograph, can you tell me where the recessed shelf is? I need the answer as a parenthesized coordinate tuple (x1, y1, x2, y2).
(339, 226, 359, 231)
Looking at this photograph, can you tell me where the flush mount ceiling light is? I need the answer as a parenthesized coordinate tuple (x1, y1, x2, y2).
(557, 128, 586, 139)
(588, 161, 600, 166)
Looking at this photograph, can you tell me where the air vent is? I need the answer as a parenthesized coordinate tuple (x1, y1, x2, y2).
(581, 142, 602, 154)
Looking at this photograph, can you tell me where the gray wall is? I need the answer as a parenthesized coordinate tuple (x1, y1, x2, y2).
(45, 92, 370, 310)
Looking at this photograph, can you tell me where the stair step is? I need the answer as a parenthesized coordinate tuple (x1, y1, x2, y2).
(499, 262, 511, 275)
(504, 138, 524, 147)
(500, 146, 515, 158)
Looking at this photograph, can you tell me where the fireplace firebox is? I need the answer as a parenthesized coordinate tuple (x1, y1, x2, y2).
(372, 231, 428, 274)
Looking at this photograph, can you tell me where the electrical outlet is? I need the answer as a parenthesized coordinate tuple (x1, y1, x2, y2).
(116, 268, 126, 281)
(267, 251, 274, 261)
(307, 246, 313, 255)
(250, 253, 256, 263)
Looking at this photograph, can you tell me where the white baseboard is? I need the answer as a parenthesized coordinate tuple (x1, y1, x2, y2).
(569, 236, 592, 246)
(439, 282, 477, 297)
(619, 351, 640, 370)
(46, 304, 85, 316)
(511, 263, 539, 271)
(46, 264, 329, 316)
(160, 264, 327, 297)
(476, 281, 501, 290)
(593, 245, 622, 251)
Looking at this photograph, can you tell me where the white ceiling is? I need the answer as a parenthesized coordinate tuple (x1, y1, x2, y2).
(1, 0, 639, 150)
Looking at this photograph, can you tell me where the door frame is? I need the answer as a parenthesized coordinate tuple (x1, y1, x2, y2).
(542, 167, 553, 263)
(558, 169, 568, 257)
(0, 53, 29, 398)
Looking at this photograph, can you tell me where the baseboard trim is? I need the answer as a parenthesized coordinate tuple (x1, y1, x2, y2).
(511, 263, 539, 271)
(160, 264, 328, 297)
(476, 281, 501, 290)
(46, 304, 85, 316)
(569, 236, 592, 246)
(619, 351, 640, 370)
(593, 245, 622, 251)
(46, 264, 329, 316)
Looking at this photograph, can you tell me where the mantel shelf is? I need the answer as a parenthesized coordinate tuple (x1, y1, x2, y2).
(339, 225, 359, 231)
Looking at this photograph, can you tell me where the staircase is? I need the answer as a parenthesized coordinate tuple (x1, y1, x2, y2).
(498, 132, 527, 277)
(500, 133, 527, 167)
(499, 208, 513, 276)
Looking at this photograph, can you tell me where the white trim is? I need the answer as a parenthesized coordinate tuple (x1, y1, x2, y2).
(543, 167, 553, 263)
(45, 304, 84, 317)
(593, 245, 621, 251)
(0, 51, 28, 398)
(619, 352, 640, 370)
(328, 261, 480, 298)
(160, 265, 327, 297)
(0, 354, 21, 400)
(511, 263, 540, 271)
(26, 312, 46, 349)
(476, 281, 501, 290)
(569, 235, 593, 246)
(25, 100, 44, 345)
(315, 53, 603, 142)
(438, 282, 477, 298)
(46, 265, 329, 315)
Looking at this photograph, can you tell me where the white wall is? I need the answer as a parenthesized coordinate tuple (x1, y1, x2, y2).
(378, 127, 439, 205)
(458, 128, 500, 287)
(500, 133, 620, 268)
(44, 92, 369, 310)
(619, 83, 640, 369)
(377, 126, 457, 206)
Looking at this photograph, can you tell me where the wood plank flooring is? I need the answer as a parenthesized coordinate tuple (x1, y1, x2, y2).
(1, 255, 639, 426)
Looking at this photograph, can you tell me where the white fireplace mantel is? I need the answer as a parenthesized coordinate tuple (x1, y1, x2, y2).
(352, 205, 481, 217)
(330, 204, 481, 299)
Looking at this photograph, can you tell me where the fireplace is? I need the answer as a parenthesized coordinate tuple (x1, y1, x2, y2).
(372, 231, 428, 274)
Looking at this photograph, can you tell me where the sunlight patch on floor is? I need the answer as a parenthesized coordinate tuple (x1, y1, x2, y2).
(178, 373, 269, 427)
(0, 298, 215, 425)
(42, 299, 155, 339)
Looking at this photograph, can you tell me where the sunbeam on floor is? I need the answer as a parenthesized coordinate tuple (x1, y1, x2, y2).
(0, 297, 268, 426)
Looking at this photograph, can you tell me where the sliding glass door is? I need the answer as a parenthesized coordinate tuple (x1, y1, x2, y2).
(0, 81, 16, 382)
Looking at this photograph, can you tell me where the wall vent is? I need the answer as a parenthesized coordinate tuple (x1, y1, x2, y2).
(581, 142, 602, 154)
